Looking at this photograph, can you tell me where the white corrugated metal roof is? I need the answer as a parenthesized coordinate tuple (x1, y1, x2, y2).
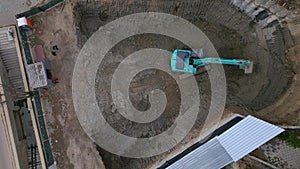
(217, 115, 284, 161)
(165, 115, 284, 169)
(166, 138, 233, 169)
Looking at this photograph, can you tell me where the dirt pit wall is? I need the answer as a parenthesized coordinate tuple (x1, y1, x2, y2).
(73, 0, 294, 168)
(74, 0, 293, 110)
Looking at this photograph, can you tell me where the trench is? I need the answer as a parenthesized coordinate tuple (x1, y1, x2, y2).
(73, 0, 294, 168)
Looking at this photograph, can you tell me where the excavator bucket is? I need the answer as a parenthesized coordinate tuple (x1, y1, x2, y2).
(244, 61, 253, 74)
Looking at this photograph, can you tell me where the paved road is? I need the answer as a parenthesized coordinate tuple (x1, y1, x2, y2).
(0, 0, 38, 25)
(0, 117, 13, 169)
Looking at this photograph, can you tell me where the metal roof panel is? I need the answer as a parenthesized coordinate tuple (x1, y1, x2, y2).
(217, 115, 284, 161)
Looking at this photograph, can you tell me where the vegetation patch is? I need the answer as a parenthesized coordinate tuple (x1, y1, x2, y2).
(278, 131, 300, 148)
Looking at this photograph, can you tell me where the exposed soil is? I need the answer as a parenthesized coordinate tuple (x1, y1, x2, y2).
(26, 0, 300, 169)
(74, 0, 293, 111)
(73, 1, 294, 168)
(28, 3, 105, 169)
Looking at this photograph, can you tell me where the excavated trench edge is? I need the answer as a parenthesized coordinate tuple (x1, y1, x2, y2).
(74, 0, 294, 110)
(72, 0, 295, 169)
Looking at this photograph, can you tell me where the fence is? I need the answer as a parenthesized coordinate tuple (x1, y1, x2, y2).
(16, 0, 64, 18)
(16, 0, 64, 167)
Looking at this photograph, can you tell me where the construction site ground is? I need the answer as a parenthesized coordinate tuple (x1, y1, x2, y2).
(25, 0, 300, 169)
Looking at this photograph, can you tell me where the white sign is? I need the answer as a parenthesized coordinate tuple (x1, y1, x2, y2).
(27, 62, 48, 89)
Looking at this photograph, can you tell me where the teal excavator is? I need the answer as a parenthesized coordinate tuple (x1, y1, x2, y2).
(171, 49, 253, 74)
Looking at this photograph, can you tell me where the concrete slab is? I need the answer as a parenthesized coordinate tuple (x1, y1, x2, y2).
(0, 115, 13, 169)
(277, 10, 290, 18)
(269, 5, 285, 14)
(0, 0, 39, 26)
(254, 0, 269, 6)
(260, 1, 277, 9)
(20, 106, 36, 146)
(0, 11, 16, 26)
(0, 0, 38, 13)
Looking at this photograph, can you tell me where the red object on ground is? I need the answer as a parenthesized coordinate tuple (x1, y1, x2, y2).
(52, 78, 58, 84)
(37, 30, 43, 35)
(34, 45, 46, 62)
(26, 19, 33, 28)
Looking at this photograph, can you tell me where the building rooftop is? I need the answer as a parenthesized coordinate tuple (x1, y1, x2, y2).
(165, 115, 284, 169)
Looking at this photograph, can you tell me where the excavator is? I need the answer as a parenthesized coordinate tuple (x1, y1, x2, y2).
(171, 49, 253, 74)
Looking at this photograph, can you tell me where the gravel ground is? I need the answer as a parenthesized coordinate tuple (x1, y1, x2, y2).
(261, 138, 300, 169)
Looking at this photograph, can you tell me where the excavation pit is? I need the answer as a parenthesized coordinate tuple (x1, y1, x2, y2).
(72, 0, 294, 168)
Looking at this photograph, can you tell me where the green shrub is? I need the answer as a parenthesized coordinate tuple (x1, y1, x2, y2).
(278, 132, 300, 148)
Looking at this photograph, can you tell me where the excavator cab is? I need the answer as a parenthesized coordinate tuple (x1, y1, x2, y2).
(171, 49, 203, 74)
